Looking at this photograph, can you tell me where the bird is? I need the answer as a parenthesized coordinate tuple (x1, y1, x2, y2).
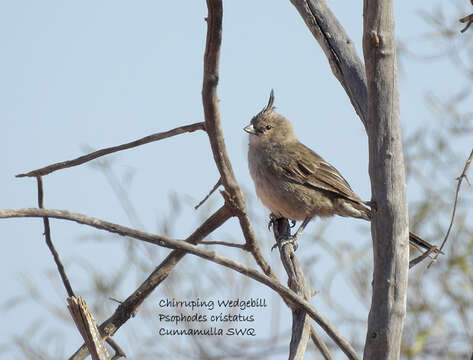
(244, 89, 439, 255)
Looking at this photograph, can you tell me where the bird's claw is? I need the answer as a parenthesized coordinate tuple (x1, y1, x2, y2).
(364, 200, 377, 213)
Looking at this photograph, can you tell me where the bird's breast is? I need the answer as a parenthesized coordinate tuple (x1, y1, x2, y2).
(248, 147, 312, 220)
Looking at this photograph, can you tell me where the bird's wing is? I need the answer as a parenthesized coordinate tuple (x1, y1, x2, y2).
(281, 144, 363, 204)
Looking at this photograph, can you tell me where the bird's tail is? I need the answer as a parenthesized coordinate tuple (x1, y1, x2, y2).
(409, 232, 443, 255)
(358, 201, 442, 256)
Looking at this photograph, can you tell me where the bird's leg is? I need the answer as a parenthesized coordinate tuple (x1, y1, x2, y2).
(272, 216, 313, 251)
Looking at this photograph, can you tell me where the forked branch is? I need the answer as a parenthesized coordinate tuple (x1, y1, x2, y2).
(69, 204, 233, 360)
(0, 207, 358, 360)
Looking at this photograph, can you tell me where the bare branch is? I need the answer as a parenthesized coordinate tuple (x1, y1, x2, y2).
(67, 296, 111, 360)
(460, 13, 473, 33)
(271, 220, 337, 359)
(1, 208, 179, 246)
(69, 204, 233, 360)
(310, 326, 334, 360)
(202, 0, 274, 278)
(429, 148, 473, 266)
(272, 218, 312, 360)
(16, 122, 205, 178)
(0, 207, 358, 360)
(104, 338, 126, 360)
(200, 240, 246, 249)
(289, 0, 368, 128)
(36, 176, 75, 297)
(194, 178, 222, 209)
(201, 0, 236, 193)
(363, 1, 409, 359)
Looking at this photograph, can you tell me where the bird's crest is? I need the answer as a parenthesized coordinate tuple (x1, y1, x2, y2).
(255, 89, 275, 119)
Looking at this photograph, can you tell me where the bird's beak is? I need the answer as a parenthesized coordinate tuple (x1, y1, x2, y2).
(244, 124, 256, 135)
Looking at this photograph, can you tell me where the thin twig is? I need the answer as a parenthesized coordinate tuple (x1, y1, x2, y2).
(429, 148, 473, 267)
(38, 178, 125, 358)
(36, 176, 75, 297)
(108, 297, 122, 305)
(194, 178, 221, 209)
(105, 338, 126, 360)
(200, 240, 246, 249)
(460, 13, 473, 33)
(16, 122, 205, 178)
(0, 207, 358, 360)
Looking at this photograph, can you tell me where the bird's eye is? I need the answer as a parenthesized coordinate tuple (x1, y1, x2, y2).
(265, 125, 272, 130)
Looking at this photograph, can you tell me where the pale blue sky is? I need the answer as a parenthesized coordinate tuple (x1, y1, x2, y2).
(1, 1, 471, 358)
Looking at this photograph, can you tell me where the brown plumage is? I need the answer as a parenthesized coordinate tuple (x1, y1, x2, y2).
(245, 90, 438, 254)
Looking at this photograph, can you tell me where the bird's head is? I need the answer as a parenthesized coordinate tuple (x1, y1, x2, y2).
(244, 90, 296, 146)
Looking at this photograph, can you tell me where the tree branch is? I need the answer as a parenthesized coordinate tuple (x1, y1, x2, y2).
(16, 122, 205, 178)
(272, 218, 311, 360)
(429, 147, 473, 265)
(69, 204, 233, 360)
(67, 296, 111, 360)
(289, 0, 368, 128)
(310, 326, 334, 360)
(202, 0, 274, 278)
(0, 207, 358, 360)
(199, 240, 246, 249)
(362, 1, 409, 359)
(460, 13, 473, 33)
(194, 178, 222, 210)
(36, 176, 75, 298)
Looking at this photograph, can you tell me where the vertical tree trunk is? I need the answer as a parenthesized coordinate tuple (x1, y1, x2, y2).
(362, 1, 409, 359)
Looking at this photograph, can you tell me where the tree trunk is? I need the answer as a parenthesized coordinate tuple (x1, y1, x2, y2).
(362, 1, 409, 359)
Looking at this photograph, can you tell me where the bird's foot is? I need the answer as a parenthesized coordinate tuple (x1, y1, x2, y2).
(364, 200, 377, 213)
(271, 235, 298, 252)
(268, 215, 296, 231)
